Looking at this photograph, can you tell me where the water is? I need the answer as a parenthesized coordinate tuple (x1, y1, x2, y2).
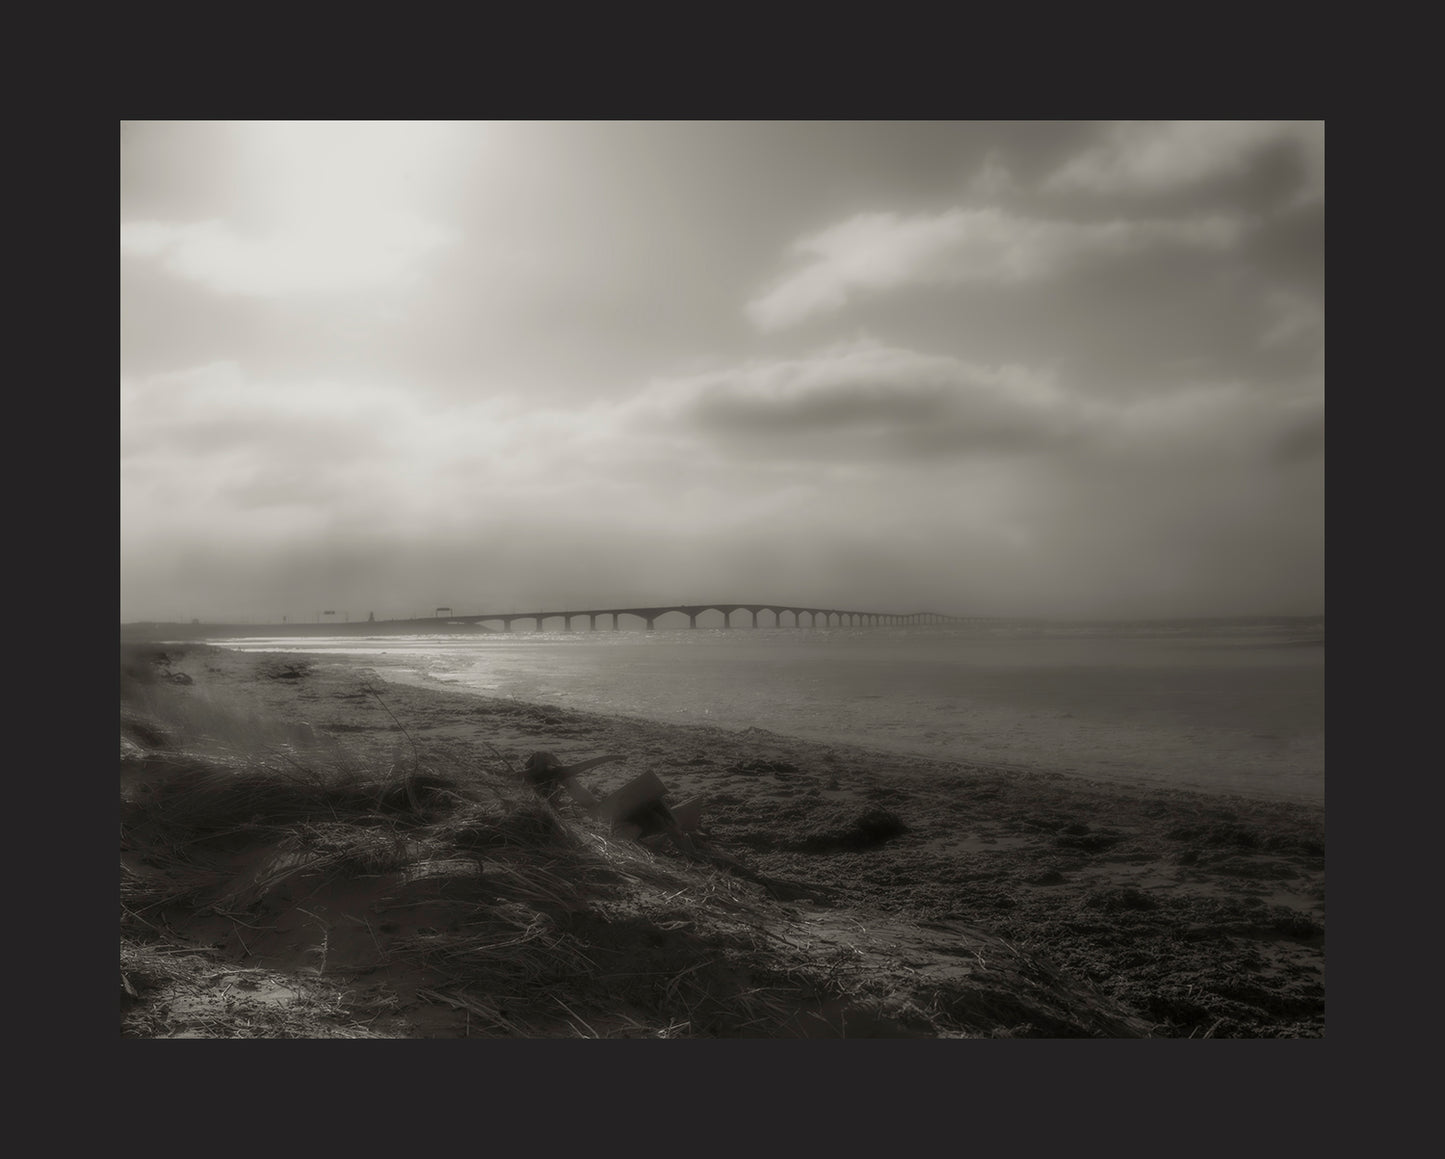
(209, 619, 1324, 805)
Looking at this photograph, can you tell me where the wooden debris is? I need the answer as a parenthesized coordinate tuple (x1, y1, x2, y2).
(523, 753, 700, 855)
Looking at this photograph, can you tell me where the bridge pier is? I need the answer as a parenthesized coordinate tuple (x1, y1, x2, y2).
(751, 610, 758, 628)
(645, 616, 656, 631)
(689, 613, 698, 629)
(721, 610, 730, 628)
(589, 614, 597, 630)
(612, 614, 619, 630)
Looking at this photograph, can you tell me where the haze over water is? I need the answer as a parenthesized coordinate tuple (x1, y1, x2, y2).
(213, 617, 1324, 806)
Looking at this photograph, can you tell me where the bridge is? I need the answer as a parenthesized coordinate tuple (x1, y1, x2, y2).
(411, 603, 967, 632)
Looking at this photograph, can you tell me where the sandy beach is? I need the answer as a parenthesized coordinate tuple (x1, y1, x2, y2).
(120, 641, 1324, 1038)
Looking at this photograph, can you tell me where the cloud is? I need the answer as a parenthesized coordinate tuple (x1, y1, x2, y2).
(120, 349, 1078, 566)
(631, 338, 1323, 477)
(745, 208, 1244, 330)
(122, 364, 506, 545)
(1269, 407, 1325, 465)
(120, 212, 456, 297)
(121, 347, 1322, 622)
(1258, 287, 1324, 350)
(122, 347, 1319, 524)
(636, 339, 1081, 459)
(1043, 120, 1324, 205)
(967, 151, 1017, 198)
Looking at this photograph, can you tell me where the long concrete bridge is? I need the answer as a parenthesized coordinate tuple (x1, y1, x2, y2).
(419, 604, 967, 632)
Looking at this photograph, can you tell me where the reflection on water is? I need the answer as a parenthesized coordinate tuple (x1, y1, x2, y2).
(210, 620, 1324, 805)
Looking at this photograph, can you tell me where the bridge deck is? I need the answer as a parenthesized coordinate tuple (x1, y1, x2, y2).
(402, 603, 966, 630)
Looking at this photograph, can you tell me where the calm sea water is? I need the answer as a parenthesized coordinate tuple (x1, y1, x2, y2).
(210, 619, 1324, 805)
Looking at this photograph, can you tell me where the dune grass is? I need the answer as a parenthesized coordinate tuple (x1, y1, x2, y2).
(119, 642, 1159, 1038)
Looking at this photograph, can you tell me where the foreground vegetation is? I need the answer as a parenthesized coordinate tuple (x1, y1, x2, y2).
(120, 641, 1323, 1037)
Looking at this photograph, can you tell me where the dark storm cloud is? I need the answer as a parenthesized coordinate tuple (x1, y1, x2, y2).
(643, 341, 1084, 461)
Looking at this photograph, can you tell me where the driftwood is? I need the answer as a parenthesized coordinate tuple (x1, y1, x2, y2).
(523, 752, 699, 854)
(522, 751, 622, 809)
(520, 751, 831, 903)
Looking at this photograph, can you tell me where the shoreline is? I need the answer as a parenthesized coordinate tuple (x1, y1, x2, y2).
(200, 628, 1325, 809)
(375, 664, 1319, 809)
(122, 642, 1325, 1036)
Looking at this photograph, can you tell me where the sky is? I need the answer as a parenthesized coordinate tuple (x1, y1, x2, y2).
(120, 120, 1324, 623)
